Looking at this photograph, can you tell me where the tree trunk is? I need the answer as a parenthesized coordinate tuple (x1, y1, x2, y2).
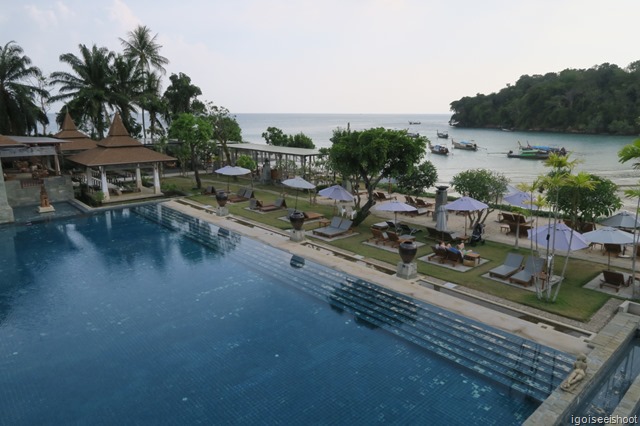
(191, 145, 201, 189)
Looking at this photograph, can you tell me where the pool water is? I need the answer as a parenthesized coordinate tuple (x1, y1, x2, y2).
(0, 205, 547, 425)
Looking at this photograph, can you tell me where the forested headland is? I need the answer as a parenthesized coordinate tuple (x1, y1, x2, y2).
(449, 61, 640, 135)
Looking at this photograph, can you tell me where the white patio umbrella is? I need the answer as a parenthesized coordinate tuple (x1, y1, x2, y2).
(318, 184, 354, 202)
(583, 226, 636, 268)
(319, 184, 354, 215)
(283, 176, 316, 210)
(504, 191, 540, 211)
(215, 165, 251, 191)
(528, 223, 588, 252)
(600, 211, 640, 229)
(375, 200, 417, 225)
(444, 196, 489, 234)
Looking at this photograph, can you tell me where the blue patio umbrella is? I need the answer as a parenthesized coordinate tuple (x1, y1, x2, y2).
(528, 223, 588, 252)
(504, 191, 540, 211)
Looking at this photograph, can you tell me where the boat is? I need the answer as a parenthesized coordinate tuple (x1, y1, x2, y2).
(409, 121, 421, 125)
(436, 130, 449, 139)
(519, 141, 566, 156)
(429, 143, 449, 155)
(507, 149, 549, 160)
(452, 139, 477, 151)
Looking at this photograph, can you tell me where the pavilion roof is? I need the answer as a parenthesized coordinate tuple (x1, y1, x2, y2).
(54, 112, 98, 152)
(68, 113, 175, 167)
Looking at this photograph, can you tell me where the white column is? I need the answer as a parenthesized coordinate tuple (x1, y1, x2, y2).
(100, 166, 110, 201)
(85, 167, 92, 186)
(135, 165, 142, 190)
(153, 163, 161, 194)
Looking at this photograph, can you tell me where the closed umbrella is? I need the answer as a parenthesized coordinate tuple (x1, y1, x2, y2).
(215, 165, 251, 191)
(444, 196, 489, 234)
(435, 205, 448, 241)
(583, 226, 636, 268)
(375, 200, 417, 225)
(283, 176, 316, 210)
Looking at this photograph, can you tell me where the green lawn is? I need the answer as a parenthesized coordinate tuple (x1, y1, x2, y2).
(163, 175, 617, 323)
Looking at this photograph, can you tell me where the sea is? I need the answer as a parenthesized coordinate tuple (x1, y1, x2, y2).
(45, 112, 640, 208)
(234, 113, 639, 205)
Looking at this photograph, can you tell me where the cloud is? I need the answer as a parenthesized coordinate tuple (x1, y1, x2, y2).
(106, 0, 141, 35)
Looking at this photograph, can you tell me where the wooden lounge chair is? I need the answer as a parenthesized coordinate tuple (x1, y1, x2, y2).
(375, 191, 393, 201)
(259, 198, 287, 212)
(488, 253, 524, 279)
(202, 185, 216, 195)
(303, 211, 324, 221)
(386, 231, 413, 248)
(313, 217, 353, 238)
(249, 198, 262, 210)
(430, 245, 448, 262)
(404, 195, 417, 206)
(599, 270, 627, 292)
(509, 256, 545, 287)
(228, 188, 254, 203)
(440, 247, 464, 266)
(369, 228, 391, 245)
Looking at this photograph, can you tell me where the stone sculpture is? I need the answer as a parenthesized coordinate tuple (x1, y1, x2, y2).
(561, 354, 587, 391)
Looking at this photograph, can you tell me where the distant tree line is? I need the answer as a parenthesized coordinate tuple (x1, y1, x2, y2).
(449, 61, 640, 135)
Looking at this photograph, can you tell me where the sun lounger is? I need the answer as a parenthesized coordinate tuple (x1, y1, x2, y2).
(369, 228, 391, 245)
(303, 211, 324, 221)
(313, 217, 353, 238)
(599, 270, 628, 292)
(375, 191, 394, 201)
(227, 188, 254, 203)
(442, 247, 464, 266)
(386, 231, 413, 248)
(430, 245, 448, 262)
(202, 185, 216, 195)
(397, 223, 420, 235)
(404, 195, 416, 206)
(488, 253, 524, 279)
(259, 198, 287, 212)
(509, 256, 545, 287)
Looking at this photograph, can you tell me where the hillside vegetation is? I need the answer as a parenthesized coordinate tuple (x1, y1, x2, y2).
(449, 61, 640, 135)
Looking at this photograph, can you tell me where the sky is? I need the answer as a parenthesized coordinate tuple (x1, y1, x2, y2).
(3, 0, 640, 114)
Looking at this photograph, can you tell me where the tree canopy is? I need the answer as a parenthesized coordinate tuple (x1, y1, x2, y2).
(329, 127, 427, 225)
(262, 126, 315, 149)
(0, 41, 48, 135)
(450, 61, 640, 135)
(450, 169, 508, 227)
(168, 113, 213, 189)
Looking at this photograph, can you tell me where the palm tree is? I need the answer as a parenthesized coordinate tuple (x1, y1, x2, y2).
(552, 172, 595, 302)
(619, 140, 640, 299)
(0, 41, 49, 135)
(120, 25, 169, 141)
(50, 44, 116, 139)
(111, 54, 144, 135)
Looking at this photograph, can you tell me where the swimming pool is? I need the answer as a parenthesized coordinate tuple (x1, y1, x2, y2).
(0, 204, 570, 424)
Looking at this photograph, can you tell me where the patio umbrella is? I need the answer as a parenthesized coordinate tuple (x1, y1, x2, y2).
(600, 211, 640, 229)
(215, 165, 251, 191)
(504, 191, 540, 211)
(318, 184, 354, 215)
(583, 226, 636, 268)
(528, 223, 588, 252)
(375, 200, 417, 225)
(444, 196, 489, 234)
(283, 176, 316, 210)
